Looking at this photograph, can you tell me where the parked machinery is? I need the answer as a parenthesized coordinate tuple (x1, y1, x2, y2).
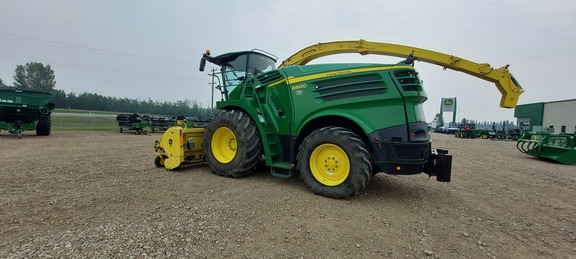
(0, 88, 55, 138)
(116, 113, 151, 135)
(517, 132, 576, 165)
(476, 122, 520, 140)
(454, 123, 476, 139)
(155, 40, 523, 198)
(149, 115, 179, 133)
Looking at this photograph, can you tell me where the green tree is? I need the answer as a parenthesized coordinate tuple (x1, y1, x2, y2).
(0, 77, 6, 87)
(13, 62, 56, 92)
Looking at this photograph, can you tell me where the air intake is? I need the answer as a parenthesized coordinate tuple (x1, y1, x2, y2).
(256, 71, 283, 85)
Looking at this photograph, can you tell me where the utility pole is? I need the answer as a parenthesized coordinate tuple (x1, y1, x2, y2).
(208, 68, 217, 109)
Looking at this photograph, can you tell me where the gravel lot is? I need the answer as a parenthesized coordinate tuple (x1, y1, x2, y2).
(1, 131, 575, 258)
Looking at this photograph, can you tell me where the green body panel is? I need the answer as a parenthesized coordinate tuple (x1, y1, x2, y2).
(276, 64, 427, 135)
(0, 89, 55, 133)
(218, 62, 430, 169)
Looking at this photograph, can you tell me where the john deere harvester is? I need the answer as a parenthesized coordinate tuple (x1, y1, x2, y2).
(517, 132, 576, 165)
(0, 88, 55, 138)
(154, 40, 524, 198)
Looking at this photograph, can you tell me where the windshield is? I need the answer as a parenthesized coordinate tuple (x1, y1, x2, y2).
(221, 53, 276, 95)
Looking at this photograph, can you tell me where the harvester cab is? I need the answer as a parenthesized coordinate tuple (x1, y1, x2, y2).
(200, 49, 277, 101)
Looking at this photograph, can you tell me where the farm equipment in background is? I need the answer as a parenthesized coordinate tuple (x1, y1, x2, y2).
(0, 88, 55, 138)
(475, 129, 521, 140)
(435, 121, 459, 134)
(188, 116, 213, 128)
(116, 113, 151, 135)
(517, 132, 576, 165)
(154, 39, 524, 198)
(454, 123, 476, 138)
(149, 115, 179, 133)
(473, 128, 507, 139)
(475, 121, 521, 140)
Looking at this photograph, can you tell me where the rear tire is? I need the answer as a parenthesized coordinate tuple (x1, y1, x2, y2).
(204, 110, 261, 177)
(36, 114, 51, 136)
(297, 127, 371, 198)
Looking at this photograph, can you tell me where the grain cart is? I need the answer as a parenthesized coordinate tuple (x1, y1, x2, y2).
(154, 40, 524, 198)
(116, 113, 151, 135)
(0, 88, 55, 138)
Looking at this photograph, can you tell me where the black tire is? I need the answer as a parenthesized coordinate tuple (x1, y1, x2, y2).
(203, 110, 261, 177)
(120, 128, 123, 133)
(36, 114, 51, 136)
(154, 156, 164, 167)
(481, 134, 488, 139)
(297, 127, 371, 199)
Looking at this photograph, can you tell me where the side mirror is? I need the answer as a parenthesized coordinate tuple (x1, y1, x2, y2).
(199, 57, 206, 72)
(199, 49, 211, 72)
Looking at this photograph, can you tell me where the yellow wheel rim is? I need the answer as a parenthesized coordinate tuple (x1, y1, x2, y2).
(309, 144, 350, 186)
(211, 127, 237, 164)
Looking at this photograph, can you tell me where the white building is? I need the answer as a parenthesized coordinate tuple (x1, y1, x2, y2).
(515, 98, 576, 134)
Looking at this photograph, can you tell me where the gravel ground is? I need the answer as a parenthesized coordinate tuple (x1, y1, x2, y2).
(0, 131, 575, 258)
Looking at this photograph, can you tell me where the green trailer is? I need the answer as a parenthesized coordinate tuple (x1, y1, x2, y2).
(0, 88, 55, 138)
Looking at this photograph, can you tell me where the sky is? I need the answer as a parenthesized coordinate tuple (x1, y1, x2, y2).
(1, 0, 575, 123)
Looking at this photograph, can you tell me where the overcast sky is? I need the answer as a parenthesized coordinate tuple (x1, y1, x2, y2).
(1, 0, 575, 122)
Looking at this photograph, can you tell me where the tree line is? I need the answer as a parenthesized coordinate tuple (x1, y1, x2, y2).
(431, 113, 519, 131)
(460, 118, 518, 131)
(1, 62, 217, 117)
(50, 89, 217, 116)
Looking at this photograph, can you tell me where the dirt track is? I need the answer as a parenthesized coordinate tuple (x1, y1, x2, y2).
(1, 131, 575, 258)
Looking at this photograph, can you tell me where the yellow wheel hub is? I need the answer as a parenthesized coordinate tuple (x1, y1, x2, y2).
(309, 144, 350, 186)
(211, 127, 237, 164)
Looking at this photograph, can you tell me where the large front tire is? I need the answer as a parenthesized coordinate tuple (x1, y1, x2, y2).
(36, 114, 51, 136)
(297, 127, 371, 198)
(204, 110, 261, 177)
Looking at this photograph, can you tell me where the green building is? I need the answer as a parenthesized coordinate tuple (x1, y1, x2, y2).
(514, 99, 576, 134)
